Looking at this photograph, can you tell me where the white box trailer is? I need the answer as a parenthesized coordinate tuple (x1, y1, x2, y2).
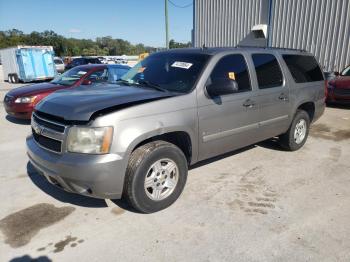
(0, 45, 57, 83)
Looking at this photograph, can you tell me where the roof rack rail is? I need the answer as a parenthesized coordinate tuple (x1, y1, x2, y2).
(236, 45, 307, 52)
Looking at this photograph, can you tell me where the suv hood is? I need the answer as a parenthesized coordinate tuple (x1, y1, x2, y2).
(35, 84, 178, 121)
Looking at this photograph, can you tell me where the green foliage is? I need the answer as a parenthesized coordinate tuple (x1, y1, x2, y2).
(0, 29, 160, 56)
(169, 39, 192, 49)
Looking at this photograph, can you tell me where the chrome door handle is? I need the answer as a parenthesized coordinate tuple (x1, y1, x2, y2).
(243, 99, 255, 108)
(278, 93, 288, 101)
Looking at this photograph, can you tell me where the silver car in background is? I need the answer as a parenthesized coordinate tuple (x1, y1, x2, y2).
(54, 57, 65, 73)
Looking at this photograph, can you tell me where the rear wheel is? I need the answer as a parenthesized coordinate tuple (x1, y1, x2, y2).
(12, 74, 19, 83)
(124, 140, 188, 213)
(280, 110, 310, 151)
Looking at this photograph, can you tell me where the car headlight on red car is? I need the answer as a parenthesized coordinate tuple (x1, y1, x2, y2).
(14, 96, 37, 103)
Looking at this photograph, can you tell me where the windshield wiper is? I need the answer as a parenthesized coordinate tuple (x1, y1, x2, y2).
(137, 80, 168, 92)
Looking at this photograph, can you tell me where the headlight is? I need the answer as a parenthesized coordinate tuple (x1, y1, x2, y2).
(15, 96, 37, 103)
(67, 126, 113, 154)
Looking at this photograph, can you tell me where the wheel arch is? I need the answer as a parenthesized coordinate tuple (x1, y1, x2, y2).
(295, 101, 315, 122)
(125, 128, 195, 166)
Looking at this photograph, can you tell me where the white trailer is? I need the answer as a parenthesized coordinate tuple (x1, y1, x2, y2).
(0, 45, 56, 83)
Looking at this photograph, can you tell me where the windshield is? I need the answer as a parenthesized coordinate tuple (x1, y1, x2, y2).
(341, 65, 350, 76)
(121, 52, 210, 93)
(51, 67, 88, 86)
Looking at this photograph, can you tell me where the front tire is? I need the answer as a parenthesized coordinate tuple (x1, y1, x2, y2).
(280, 110, 310, 151)
(124, 140, 188, 213)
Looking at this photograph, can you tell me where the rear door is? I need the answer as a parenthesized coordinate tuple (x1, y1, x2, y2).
(250, 53, 291, 139)
(197, 53, 261, 161)
(31, 48, 46, 79)
(17, 49, 35, 81)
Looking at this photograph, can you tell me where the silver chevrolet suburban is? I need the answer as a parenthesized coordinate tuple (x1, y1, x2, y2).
(27, 47, 325, 213)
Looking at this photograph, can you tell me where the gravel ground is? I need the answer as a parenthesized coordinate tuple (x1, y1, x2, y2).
(0, 81, 349, 262)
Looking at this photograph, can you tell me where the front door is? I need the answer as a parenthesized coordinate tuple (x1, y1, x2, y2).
(197, 53, 261, 161)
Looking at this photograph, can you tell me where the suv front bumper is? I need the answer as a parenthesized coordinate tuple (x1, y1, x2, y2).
(26, 135, 127, 199)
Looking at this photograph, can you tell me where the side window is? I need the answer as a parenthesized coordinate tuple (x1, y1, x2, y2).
(252, 54, 283, 89)
(88, 69, 108, 83)
(209, 54, 251, 93)
(282, 55, 324, 83)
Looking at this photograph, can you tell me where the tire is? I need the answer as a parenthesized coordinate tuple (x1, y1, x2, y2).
(280, 110, 310, 151)
(124, 140, 188, 213)
(12, 74, 19, 83)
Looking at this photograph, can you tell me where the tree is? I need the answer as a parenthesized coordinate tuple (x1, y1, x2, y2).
(169, 39, 192, 49)
(0, 29, 190, 56)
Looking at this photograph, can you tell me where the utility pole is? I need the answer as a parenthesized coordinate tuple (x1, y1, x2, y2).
(165, 0, 169, 49)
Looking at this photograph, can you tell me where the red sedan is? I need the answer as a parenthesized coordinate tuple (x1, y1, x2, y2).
(4, 64, 130, 119)
(327, 65, 350, 105)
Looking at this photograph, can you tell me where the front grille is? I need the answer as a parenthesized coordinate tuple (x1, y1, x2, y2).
(32, 128, 62, 153)
(33, 114, 65, 133)
(31, 111, 67, 153)
(35, 110, 65, 123)
(334, 88, 350, 96)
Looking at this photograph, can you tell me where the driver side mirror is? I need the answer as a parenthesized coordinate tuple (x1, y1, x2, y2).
(82, 79, 92, 85)
(334, 71, 340, 76)
(206, 78, 239, 97)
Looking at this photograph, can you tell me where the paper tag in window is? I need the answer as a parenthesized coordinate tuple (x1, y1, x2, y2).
(228, 72, 236, 80)
(171, 61, 193, 69)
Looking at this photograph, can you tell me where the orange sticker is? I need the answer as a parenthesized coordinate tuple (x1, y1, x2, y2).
(228, 72, 236, 80)
(138, 67, 146, 73)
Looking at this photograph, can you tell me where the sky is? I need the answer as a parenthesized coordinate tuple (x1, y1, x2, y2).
(0, 0, 193, 47)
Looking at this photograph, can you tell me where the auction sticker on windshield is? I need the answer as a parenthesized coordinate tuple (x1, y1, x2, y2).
(171, 61, 193, 69)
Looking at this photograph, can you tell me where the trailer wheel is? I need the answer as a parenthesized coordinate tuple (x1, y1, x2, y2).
(12, 74, 19, 83)
(8, 74, 13, 83)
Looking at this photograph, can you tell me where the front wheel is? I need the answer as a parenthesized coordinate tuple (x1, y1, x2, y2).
(280, 110, 310, 151)
(123, 140, 188, 213)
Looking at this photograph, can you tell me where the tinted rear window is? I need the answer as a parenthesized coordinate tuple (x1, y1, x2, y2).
(252, 54, 283, 89)
(282, 55, 324, 83)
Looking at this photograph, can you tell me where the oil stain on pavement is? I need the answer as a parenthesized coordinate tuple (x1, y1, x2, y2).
(310, 123, 350, 141)
(37, 237, 84, 253)
(53, 236, 84, 253)
(0, 203, 75, 248)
